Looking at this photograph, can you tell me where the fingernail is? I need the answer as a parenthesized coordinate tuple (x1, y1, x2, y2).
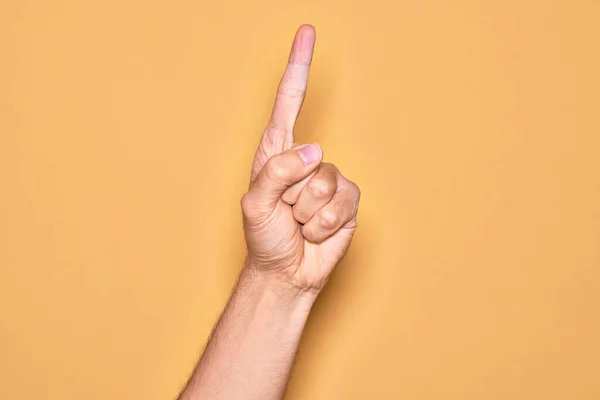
(297, 143, 322, 165)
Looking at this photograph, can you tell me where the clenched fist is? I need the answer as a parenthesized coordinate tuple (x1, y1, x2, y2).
(241, 25, 360, 292)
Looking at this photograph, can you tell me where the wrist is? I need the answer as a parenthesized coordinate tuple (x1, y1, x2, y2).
(240, 261, 319, 312)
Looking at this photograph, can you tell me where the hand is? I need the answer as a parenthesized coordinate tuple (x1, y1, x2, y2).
(241, 25, 361, 292)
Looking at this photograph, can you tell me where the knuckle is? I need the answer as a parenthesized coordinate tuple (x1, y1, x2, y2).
(307, 178, 335, 198)
(353, 183, 361, 201)
(266, 157, 289, 181)
(266, 123, 292, 136)
(319, 210, 340, 230)
(240, 192, 270, 226)
(240, 193, 253, 215)
(323, 162, 338, 172)
(335, 197, 354, 214)
(347, 180, 361, 200)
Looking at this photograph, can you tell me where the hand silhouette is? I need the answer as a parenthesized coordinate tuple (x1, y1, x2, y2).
(242, 25, 360, 292)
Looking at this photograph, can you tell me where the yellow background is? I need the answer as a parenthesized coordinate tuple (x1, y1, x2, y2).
(1, 0, 599, 399)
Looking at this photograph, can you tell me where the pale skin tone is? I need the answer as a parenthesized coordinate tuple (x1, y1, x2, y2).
(178, 24, 361, 400)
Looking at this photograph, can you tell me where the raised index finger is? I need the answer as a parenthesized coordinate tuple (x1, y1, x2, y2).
(268, 24, 316, 141)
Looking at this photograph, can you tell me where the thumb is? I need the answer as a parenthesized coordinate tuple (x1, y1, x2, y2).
(242, 143, 322, 221)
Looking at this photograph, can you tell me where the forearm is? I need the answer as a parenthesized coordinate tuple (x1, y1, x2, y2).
(178, 263, 318, 400)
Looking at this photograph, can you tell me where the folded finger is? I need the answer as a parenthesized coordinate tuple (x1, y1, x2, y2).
(302, 180, 360, 243)
(292, 163, 338, 224)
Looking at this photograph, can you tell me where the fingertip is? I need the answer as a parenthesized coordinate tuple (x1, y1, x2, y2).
(298, 24, 316, 39)
(290, 24, 316, 65)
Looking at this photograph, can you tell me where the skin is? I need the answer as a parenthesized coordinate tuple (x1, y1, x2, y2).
(178, 24, 361, 400)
